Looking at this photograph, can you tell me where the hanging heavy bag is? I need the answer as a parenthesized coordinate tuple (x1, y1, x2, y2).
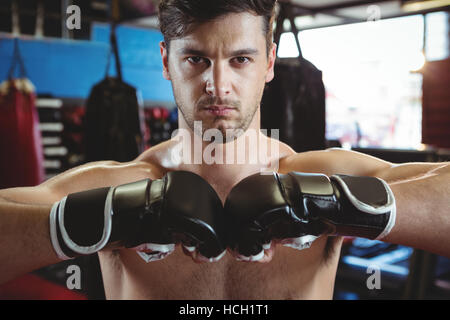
(84, 25, 144, 163)
(261, 8, 326, 153)
(0, 38, 45, 188)
(261, 57, 326, 153)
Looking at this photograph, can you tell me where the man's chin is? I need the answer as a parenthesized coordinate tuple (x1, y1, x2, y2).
(194, 119, 246, 142)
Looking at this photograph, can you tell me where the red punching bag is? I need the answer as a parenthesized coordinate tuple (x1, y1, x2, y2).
(0, 39, 45, 188)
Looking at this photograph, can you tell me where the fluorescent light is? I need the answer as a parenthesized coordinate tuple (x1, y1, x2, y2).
(402, 0, 450, 12)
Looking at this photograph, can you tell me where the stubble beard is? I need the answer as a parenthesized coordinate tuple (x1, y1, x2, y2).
(176, 96, 260, 144)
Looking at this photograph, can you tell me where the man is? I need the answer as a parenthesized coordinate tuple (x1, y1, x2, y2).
(0, 0, 449, 300)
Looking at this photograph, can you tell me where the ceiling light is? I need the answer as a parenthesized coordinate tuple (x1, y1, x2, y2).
(402, 0, 450, 12)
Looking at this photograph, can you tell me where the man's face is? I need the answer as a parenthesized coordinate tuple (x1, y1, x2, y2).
(160, 12, 276, 139)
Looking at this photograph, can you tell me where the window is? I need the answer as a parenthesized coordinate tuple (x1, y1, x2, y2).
(425, 11, 449, 61)
(278, 14, 436, 149)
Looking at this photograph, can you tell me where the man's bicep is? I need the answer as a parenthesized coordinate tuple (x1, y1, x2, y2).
(0, 161, 119, 205)
(372, 162, 447, 183)
(0, 185, 57, 205)
(41, 160, 121, 199)
(0, 160, 160, 205)
(326, 148, 395, 176)
(321, 149, 446, 182)
(42, 160, 163, 200)
(324, 149, 447, 183)
(282, 148, 393, 177)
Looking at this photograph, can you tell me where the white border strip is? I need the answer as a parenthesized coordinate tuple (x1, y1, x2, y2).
(49, 201, 72, 260)
(58, 188, 115, 255)
(376, 179, 396, 240)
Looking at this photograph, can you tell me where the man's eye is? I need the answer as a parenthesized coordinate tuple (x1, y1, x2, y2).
(233, 57, 250, 64)
(187, 56, 206, 64)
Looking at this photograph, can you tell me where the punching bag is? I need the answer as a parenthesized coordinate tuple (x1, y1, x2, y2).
(262, 5, 326, 153)
(84, 25, 144, 163)
(261, 57, 326, 153)
(0, 39, 45, 188)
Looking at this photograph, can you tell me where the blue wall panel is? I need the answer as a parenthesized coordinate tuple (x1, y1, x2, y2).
(0, 24, 174, 103)
(92, 24, 174, 103)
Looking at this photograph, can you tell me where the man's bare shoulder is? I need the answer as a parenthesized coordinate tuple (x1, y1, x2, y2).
(279, 148, 392, 176)
(135, 139, 177, 172)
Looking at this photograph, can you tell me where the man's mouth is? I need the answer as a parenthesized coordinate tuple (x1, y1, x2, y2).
(202, 105, 236, 116)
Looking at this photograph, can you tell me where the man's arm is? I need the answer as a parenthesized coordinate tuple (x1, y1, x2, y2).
(336, 150, 450, 257)
(375, 163, 450, 257)
(0, 160, 160, 284)
(0, 194, 59, 284)
(283, 148, 450, 257)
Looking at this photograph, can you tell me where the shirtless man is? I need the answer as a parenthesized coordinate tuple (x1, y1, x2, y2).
(0, 0, 449, 300)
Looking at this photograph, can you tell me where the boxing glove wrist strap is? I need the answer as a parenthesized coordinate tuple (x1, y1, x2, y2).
(329, 174, 396, 240)
(49, 186, 116, 260)
(49, 179, 154, 260)
(286, 172, 396, 240)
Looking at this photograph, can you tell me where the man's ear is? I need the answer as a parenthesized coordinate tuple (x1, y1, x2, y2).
(265, 43, 277, 83)
(160, 41, 171, 80)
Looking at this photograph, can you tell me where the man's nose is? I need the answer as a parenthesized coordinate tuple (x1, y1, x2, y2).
(205, 62, 232, 97)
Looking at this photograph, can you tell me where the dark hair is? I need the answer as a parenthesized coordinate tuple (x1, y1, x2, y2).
(158, 0, 277, 56)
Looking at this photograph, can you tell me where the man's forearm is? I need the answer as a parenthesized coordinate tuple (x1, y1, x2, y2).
(383, 165, 450, 257)
(0, 198, 61, 284)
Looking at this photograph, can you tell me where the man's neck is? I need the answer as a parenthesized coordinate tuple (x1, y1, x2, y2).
(171, 112, 280, 195)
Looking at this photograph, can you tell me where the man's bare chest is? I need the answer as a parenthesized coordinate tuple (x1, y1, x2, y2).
(100, 236, 339, 300)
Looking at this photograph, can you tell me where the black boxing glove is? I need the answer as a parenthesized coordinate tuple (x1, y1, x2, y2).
(49, 171, 227, 263)
(224, 172, 396, 261)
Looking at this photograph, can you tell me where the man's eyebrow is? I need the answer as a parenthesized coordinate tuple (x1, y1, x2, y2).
(177, 48, 207, 56)
(177, 47, 260, 56)
(229, 48, 260, 56)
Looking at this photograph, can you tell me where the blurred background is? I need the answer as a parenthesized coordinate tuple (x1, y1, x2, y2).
(0, 0, 449, 300)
